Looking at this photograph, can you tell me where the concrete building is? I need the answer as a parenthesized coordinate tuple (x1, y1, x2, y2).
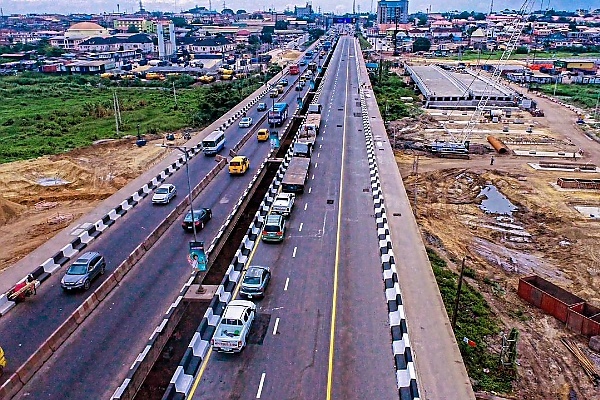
(376, 0, 409, 25)
(49, 22, 109, 50)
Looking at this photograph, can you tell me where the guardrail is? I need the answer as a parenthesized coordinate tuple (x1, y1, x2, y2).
(0, 158, 227, 400)
(356, 42, 421, 400)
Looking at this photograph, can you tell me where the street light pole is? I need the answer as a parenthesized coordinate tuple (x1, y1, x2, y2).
(160, 144, 197, 241)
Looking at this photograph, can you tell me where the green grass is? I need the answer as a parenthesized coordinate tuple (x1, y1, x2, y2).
(427, 248, 516, 394)
(535, 83, 600, 111)
(0, 72, 263, 163)
(358, 34, 372, 50)
(368, 63, 420, 121)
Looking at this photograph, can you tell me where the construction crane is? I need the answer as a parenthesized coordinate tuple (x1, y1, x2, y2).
(432, 0, 535, 157)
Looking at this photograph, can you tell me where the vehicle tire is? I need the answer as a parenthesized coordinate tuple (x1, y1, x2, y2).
(83, 280, 90, 291)
(100, 265, 106, 275)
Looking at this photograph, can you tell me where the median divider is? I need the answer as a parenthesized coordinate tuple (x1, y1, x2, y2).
(0, 159, 228, 400)
(15, 341, 52, 384)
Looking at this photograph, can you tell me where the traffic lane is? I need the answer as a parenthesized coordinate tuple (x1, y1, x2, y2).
(15, 158, 265, 399)
(0, 122, 271, 372)
(0, 70, 306, 374)
(332, 55, 398, 399)
(191, 64, 348, 398)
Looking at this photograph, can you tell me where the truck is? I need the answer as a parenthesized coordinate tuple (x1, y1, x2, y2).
(271, 192, 295, 217)
(304, 113, 322, 136)
(282, 157, 311, 194)
(211, 300, 256, 353)
(268, 102, 289, 126)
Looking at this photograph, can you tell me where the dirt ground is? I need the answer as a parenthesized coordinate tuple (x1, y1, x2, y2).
(0, 134, 184, 273)
(393, 95, 600, 398)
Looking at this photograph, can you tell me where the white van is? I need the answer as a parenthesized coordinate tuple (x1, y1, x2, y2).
(202, 130, 226, 155)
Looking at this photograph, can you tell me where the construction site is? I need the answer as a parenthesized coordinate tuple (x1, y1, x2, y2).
(391, 50, 600, 398)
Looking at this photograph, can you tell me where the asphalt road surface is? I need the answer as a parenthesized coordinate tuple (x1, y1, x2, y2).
(7, 59, 316, 399)
(188, 36, 398, 400)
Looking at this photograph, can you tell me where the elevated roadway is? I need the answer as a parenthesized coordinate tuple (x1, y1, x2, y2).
(1, 59, 316, 398)
(187, 35, 398, 400)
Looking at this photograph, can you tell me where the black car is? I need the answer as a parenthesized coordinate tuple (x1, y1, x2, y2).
(239, 266, 271, 299)
(295, 85, 302, 91)
(182, 208, 212, 231)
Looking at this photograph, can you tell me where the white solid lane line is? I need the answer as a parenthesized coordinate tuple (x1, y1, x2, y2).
(273, 317, 280, 335)
(304, 203, 308, 211)
(256, 373, 266, 398)
(299, 223, 303, 232)
(284, 277, 290, 291)
(292, 246, 297, 258)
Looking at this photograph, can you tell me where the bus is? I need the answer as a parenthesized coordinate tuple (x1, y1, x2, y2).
(289, 64, 300, 75)
(202, 130, 226, 155)
(268, 102, 289, 127)
(282, 157, 310, 193)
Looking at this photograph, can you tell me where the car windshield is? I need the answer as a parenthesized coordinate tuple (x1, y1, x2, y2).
(242, 118, 250, 123)
(244, 276, 261, 285)
(202, 140, 216, 147)
(156, 187, 169, 194)
(67, 263, 88, 275)
(230, 162, 240, 166)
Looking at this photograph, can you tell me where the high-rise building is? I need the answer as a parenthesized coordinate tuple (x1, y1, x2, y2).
(376, 0, 409, 24)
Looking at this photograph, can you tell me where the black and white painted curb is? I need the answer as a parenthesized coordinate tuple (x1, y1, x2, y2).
(0, 84, 277, 318)
(357, 58, 421, 398)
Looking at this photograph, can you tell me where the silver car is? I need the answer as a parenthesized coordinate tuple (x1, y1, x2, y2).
(240, 266, 271, 299)
(61, 252, 106, 291)
(152, 183, 177, 204)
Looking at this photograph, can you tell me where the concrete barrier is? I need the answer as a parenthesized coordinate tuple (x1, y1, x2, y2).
(94, 275, 118, 301)
(15, 341, 53, 384)
(47, 316, 79, 351)
(0, 373, 24, 399)
(73, 293, 100, 324)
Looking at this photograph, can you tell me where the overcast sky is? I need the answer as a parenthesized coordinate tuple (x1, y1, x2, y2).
(1, 0, 587, 17)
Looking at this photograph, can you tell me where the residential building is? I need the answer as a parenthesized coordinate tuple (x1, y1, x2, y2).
(376, 0, 409, 25)
(49, 22, 109, 50)
(295, 3, 313, 18)
(77, 33, 154, 54)
(178, 36, 235, 55)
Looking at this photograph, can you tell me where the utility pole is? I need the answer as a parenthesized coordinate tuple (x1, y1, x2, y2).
(393, 7, 399, 56)
(451, 257, 467, 331)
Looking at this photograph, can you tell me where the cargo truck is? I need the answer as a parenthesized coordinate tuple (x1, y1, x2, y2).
(282, 157, 311, 194)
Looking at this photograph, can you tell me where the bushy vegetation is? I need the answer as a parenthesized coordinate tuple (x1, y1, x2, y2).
(369, 62, 419, 120)
(0, 72, 263, 163)
(428, 248, 516, 394)
(357, 34, 372, 50)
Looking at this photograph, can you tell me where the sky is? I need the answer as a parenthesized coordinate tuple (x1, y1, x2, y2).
(0, 0, 590, 17)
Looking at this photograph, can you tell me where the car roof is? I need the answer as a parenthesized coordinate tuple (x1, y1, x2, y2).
(75, 251, 101, 263)
(158, 183, 174, 189)
(266, 214, 283, 223)
(223, 300, 255, 319)
(231, 156, 247, 161)
(246, 266, 269, 277)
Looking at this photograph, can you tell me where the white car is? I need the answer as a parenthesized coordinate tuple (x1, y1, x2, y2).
(239, 117, 253, 128)
(152, 183, 177, 204)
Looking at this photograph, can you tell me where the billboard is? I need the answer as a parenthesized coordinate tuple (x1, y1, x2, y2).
(189, 241, 207, 271)
(333, 17, 355, 23)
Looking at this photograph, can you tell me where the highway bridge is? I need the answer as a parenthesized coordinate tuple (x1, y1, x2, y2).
(0, 35, 474, 400)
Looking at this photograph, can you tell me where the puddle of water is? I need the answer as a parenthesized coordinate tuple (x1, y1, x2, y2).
(479, 185, 518, 216)
(37, 177, 70, 186)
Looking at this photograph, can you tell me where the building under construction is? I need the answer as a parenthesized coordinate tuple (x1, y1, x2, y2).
(406, 65, 520, 109)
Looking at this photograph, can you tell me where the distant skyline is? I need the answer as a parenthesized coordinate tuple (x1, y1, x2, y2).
(0, 0, 594, 17)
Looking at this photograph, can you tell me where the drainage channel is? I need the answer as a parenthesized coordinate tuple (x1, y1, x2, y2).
(134, 102, 310, 400)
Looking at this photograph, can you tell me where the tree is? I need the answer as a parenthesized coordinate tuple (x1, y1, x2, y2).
(260, 33, 273, 44)
(222, 8, 234, 15)
(515, 46, 528, 54)
(308, 28, 325, 41)
(171, 17, 187, 28)
(236, 9, 247, 14)
(127, 25, 139, 33)
(412, 37, 431, 52)
(274, 20, 288, 30)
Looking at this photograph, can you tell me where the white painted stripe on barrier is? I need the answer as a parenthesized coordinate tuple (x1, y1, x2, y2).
(218, 287, 232, 304)
(229, 269, 241, 283)
(60, 244, 77, 258)
(78, 231, 93, 244)
(0, 297, 16, 316)
(111, 378, 131, 399)
(383, 269, 394, 281)
(392, 337, 408, 355)
(189, 333, 210, 358)
(44, 262, 62, 275)
(166, 296, 183, 314)
(208, 310, 220, 327)
(135, 345, 152, 363)
(385, 287, 397, 302)
(396, 368, 416, 390)
(171, 366, 194, 393)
